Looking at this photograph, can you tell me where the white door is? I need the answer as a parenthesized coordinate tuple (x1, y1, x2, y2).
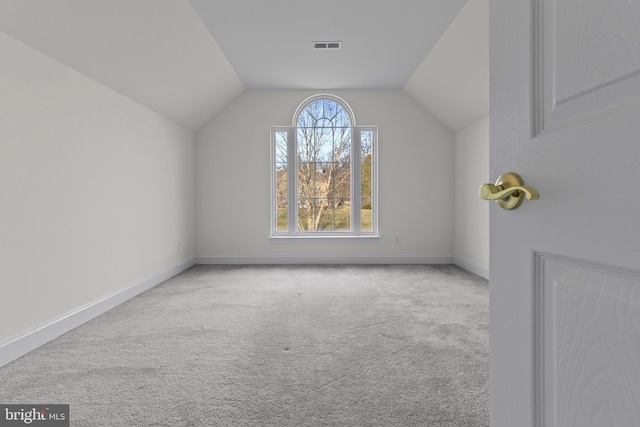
(490, 0, 640, 426)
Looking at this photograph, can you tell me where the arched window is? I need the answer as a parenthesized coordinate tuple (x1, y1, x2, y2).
(271, 95, 377, 237)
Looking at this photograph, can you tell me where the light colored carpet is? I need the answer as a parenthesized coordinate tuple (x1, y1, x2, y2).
(0, 265, 488, 426)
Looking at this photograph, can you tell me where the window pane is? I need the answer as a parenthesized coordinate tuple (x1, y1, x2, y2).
(274, 130, 288, 233)
(297, 198, 313, 231)
(333, 162, 351, 199)
(296, 197, 352, 231)
(296, 99, 352, 129)
(276, 163, 288, 198)
(271, 97, 378, 237)
(333, 198, 351, 231)
(296, 162, 316, 203)
(276, 198, 288, 231)
(361, 130, 373, 231)
(301, 198, 351, 231)
(297, 101, 351, 165)
(317, 129, 334, 162)
(275, 131, 288, 163)
(296, 99, 352, 234)
(361, 199, 373, 232)
(334, 128, 351, 162)
(315, 198, 332, 231)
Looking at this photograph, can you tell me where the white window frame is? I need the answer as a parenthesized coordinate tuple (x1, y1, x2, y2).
(270, 94, 378, 241)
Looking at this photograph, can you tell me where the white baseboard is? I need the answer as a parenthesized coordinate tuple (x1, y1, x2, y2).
(453, 256, 490, 280)
(0, 257, 196, 368)
(196, 254, 454, 265)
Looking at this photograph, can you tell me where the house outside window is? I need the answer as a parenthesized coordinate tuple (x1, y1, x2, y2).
(271, 94, 377, 238)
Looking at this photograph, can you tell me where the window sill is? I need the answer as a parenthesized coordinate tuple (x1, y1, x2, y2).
(269, 235, 381, 244)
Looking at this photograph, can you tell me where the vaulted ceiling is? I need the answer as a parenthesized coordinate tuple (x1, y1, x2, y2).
(0, 0, 487, 132)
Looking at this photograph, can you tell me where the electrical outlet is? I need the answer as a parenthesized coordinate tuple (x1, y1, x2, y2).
(394, 235, 400, 244)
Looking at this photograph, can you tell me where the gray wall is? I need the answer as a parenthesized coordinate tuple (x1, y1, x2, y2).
(454, 117, 490, 278)
(0, 33, 196, 344)
(195, 89, 455, 263)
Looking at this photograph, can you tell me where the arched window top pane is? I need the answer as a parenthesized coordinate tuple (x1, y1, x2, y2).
(293, 95, 355, 128)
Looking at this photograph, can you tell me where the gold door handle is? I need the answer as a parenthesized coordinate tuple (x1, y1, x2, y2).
(479, 183, 539, 201)
(479, 172, 539, 210)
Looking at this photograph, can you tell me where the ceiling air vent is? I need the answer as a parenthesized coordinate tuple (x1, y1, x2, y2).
(313, 41, 342, 50)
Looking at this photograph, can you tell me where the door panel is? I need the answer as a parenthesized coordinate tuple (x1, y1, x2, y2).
(536, 0, 640, 133)
(490, 0, 640, 426)
(536, 254, 640, 427)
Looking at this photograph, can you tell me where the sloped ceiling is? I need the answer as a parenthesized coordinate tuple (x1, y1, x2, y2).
(0, 0, 244, 131)
(404, 0, 489, 131)
(0, 0, 488, 133)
